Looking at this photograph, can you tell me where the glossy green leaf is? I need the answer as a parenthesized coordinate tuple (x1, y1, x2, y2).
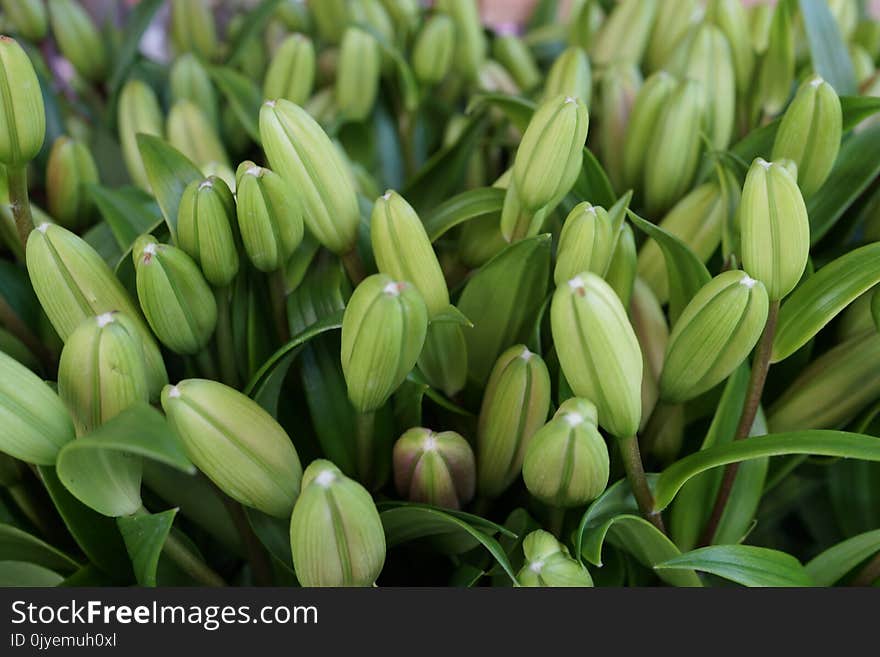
(466, 93, 535, 132)
(571, 147, 616, 210)
(225, 0, 282, 68)
(360, 25, 418, 114)
(0, 524, 80, 574)
(798, 0, 857, 96)
(773, 242, 880, 363)
(210, 66, 261, 144)
(107, 0, 164, 94)
(423, 187, 505, 242)
(655, 431, 880, 511)
(117, 508, 178, 587)
(457, 234, 551, 383)
(430, 304, 473, 328)
(805, 529, 880, 586)
(656, 545, 813, 586)
(136, 134, 203, 239)
(87, 184, 162, 251)
(245, 507, 294, 572)
(0, 561, 63, 586)
(627, 209, 711, 324)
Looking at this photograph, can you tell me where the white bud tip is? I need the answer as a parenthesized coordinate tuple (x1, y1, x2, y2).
(422, 434, 438, 452)
(810, 76, 824, 88)
(383, 282, 404, 296)
(167, 386, 181, 399)
(740, 274, 758, 289)
(568, 275, 585, 290)
(143, 242, 157, 256)
(565, 413, 584, 427)
(564, 96, 577, 105)
(382, 190, 393, 201)
(96, 312, 116, 328)
(529, 560, 544, 574)
(315, 470, 336, 488)
(264, 100, 276, 108)
(37, 223, 50, 233)
(246, 166, 262, 177)
(520, 347, 533, 361)
(198, 179, 213, 190)
(757, 158, 772, 170)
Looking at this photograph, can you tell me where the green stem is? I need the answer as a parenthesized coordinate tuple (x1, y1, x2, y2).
(213, 286, 239, 387)
(268, 269, 290, 343)
(699, 300, 780, 547)
(619, 435, 666, 534)
(193, 348, 219, 381)
(354, 411, 375, 487)
(852, 551, 880, 587)
(7, 166, 34, 251)
(341, 248, 367, 286)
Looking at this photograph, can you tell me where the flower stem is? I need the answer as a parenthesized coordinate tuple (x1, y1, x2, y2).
(213, 286, 239, 388)
(619, 435, 665, 534)
(7, 166, 34, 251)
(699, 300, 780, 547)
(354, 411, 375, 486)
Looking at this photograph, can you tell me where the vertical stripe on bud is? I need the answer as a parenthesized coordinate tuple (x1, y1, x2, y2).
(336, 28, 381, 123)
(177, 176, 240, 286)
(0, 35, 45, 166)
(263, 33, 316, 106)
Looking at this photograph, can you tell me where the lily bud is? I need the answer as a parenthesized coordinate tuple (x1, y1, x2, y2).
(0, 36, 45, 167)
(477, 59, 520, 96)
(341, 274, 428, 412)
(630, 278, 669, 430)
(739, 158, 810, 300)
(393, 428, 476, 509)
(645, 0, 698, 72)
(412, 14, 455, 85)
(235, 165, 304, 273)
(169, 0, 217, 60)
(643, 78, 704, 215)
(371, 190, 448, 317)
(756, 0, 794, 117)
(605, 223, 637, 308)
(311, 0, 348, 43)
(263, 33, 315, 106)
(45, 136, 98, 230)
(544, 46, 591, 107)
(707, 0, 754, 96)
(26, 223, 167, 398)
(436, 0, 486, 80)
(133, 236, 217, 355)
(170, 54, 218, 128)
(162, 379, 303, 518)
(660, 271, 769, 403)
(517, 530, 593, 587)
(622, 71, 675, 192)
(551, 272, 642, 438)
(591, 0, 657, 68)
(554, 202, 614, 286)
(493, 34, 541, 92)
(513, 95, 589, 213)
(522, 398, 609, 508)
(748, 2, 773, 55)
(477, 345, 551, 498)
(336, 28, 381, 122)
(2, 0, 48, 41)
(771, 76, 842, 199)
(567, 0, 604, 51)
(350, 0, 394, 46)
(58, 312, 149, 435)
(167, 100, 231, 181)
(177, 176, 240, 287)
(289, 459, 385, 586)
(118, 79, 163, 190)
(0, 349, 73, 465)
(47, 0, 106, 81)
(598, 62, 642, 192)
(260, 99, 360, 255)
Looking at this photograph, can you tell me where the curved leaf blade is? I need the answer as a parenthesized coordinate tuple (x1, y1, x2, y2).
(210, 66, 262, 144)
(0, 524, 80, 574)
(656, 545, 813, 587)
(136, 135, 203, 239)
(117, 508, 178, 587)
(423, 187, 505, 242)
(805, 529, 880, 586)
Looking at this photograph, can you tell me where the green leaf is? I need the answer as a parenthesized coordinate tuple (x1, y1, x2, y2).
(225, 0, 282, 68)
(56, 403, 195, 517)
(656, 545, 813, 586)
(107, 0, 164, 95)
(430, 304, 473, 328)
(245, 507, 294, 573)
(87, 184, 163, 251)
(0, 524, 80, 574)
(805, 529, 880, 586)
(808, 124, 880, 243)
(654, 431, 880, 511)
(627, 209, 711, 324)
(422, 187, 505, 242)
(379, 505, 519, 585)
(573, 475, 656, 559)
(0, 561, 64, 586)
(117, 509, 178, 587)
(457, 234, 551, 383)
(798, 0, 857, 96)
(773, 242, 880, 363)
(467, 93, 535, 132)
(571, 147, 616, 209)
(839, 95, 880, 129)
(210, 66, 262, 144)
(136, 134, 203, 239)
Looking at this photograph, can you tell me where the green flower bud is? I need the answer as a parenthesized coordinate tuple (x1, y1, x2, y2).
(0, 36, 45, 167)
(551, 272, 642, 438)
(493, 34, 541, 92)
(341, 274, 428, 412)
(412, 14, 455, 85)
(289, 459, 385, 586)
(371, 190, 448, 316)
(771, 76, 842, 199)
(605, 223, 637, 308)
(235, 165, 304, 273)
(739, 158, 810, 300)
(311, 0, 348, 43)
(162, 379, 303, 518)
(26, 223, 167, 398)
(643, 78, 704, 215)
(517, 530, 593, 587)
(660, 271, 769, 403)
(336, 27, 381, 123)
(707, 0, 755, 96)
(1, 0, 48, 41)
(393, 428, 476, 509)
(167, 100, 231, 180)
(645, 0, 698, 72)
(477, 345, 551, 498)
(378, 0, 419, 38)
(170, 53, 218, 128)
(622, 71, 675, 192)
(544, 46, 592, 107)
(477, 59, 520, 96)
(756, 0, 794, 116)
(263, 34, 315, 106)
(417, 322, 468, 398)
(45, 136, 99, 230)
(58, 312, 149, 435)
(133, 236, 217, 355)
(260, 99, 360, 255)
(522, 398, 609, 508)
(591, 0, 657, 68)
(118, 79, 163, 190)
(598, 62, 642, 192)
(554, 202, 614, 286)
(0, 349, 73, 465)
(631, 278, 669, 430)
(170, 0, 217, 60)
(47, 0, 106, 81)
(350, 0, 394, 47)
(437, 0, 487, 80)
(177, 176, 240, 287)
(512, 95, 589, 213)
